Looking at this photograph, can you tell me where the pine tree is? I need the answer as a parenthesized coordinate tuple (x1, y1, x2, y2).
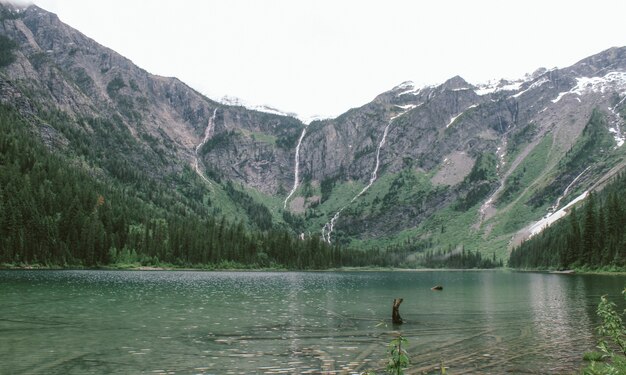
(582, 192, 597, 265)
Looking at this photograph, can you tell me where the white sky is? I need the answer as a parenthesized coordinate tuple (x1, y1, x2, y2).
(26, 0, 626, 119)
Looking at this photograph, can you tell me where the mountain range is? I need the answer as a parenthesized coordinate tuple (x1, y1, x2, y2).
(2, 3, 626, 263)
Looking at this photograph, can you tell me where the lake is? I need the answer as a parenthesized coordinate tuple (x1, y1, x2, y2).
(1, 270, 625, 374)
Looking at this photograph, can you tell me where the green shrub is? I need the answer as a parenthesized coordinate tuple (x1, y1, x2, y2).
(387, 335, 409, 374)
(583, 289, 626, 374)
(106, 76, 126, 98)
(0, 34, 17, 67)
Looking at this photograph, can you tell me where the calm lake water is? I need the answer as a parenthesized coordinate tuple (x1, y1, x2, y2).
(0, 270, 625, 374)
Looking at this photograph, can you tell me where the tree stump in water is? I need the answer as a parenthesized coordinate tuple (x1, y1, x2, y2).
(392, 298, 403, 324)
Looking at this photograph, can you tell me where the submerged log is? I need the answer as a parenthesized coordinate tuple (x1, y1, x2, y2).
(392, 298, 403, 324)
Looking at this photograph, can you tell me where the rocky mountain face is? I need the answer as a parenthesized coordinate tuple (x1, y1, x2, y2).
(2, 3, 625, 259)
(0, 4, 302, 193)
(294, 52, 626, 254)
(295, 50, 626, 254)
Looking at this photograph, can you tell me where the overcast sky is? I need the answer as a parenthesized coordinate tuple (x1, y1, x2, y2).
(28, 0, 626, 120)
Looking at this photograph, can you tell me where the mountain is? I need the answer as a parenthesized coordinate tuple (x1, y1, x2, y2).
(1, 3, 625, 265)
(0, 3, 304, 209)
(272, 48, 626, 259)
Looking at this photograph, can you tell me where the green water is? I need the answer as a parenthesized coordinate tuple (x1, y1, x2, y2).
(0, 270, 624, 374)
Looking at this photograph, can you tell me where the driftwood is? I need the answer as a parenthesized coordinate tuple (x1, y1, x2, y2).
(392, 298, 403, 324)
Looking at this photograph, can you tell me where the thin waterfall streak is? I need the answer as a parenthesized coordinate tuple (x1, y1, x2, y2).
(284, 127, 307, 209)
(322, 210, 342, 243)
(551, 166, 590, 213)
(352, 119, 392, 201)
(322, 107, 412, 243)
(194, 108, 218, 185)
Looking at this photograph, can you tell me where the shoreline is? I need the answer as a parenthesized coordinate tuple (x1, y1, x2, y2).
(0, 263, 500, 272)
(2, 263, 625, 274)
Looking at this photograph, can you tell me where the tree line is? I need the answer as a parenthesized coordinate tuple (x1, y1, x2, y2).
(508, 172, 626, 269)
(420, 247, 502, 269)
(0, 104, 432, 269)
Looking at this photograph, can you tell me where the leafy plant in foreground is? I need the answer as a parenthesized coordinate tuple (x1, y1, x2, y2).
(387, 335, 409, 375)
(584, 288, 626, 374)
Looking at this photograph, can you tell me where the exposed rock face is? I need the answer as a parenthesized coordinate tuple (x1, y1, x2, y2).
(0, 4, 303, 192)
(2, 3, 625, 252)
(289, 47, 626, 245)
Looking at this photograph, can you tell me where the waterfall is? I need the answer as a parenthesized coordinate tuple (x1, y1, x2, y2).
(283, 127, 308, 209)
(321, 106, 414, 244)
(550, 166, 590, 213)
(194, 108, 218, 184)
(321, 211, 341, 243)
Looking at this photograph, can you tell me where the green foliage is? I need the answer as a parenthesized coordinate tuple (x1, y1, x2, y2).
(200, 130, 239, 153)
(275, 131, 300, 150)
(0, 104, 359, 270)
(597, 292, 626, 357)
(454, 152, 498, 211)
(584, 357, 626, 375)
(354, 144, 376, 161)
(507, 122, 538, 159)
(129, 79, 139, 91)
(71, 67, 95, 92)
(0, 5, 22, 21)
(492, 198, 543, 236)
(248, 131, 277, 145)
(28, 52, 49, 70)
(387, 336, 409, 375)
(498, 135, 552, 206)
(529, 109, 614, 208)
(106, 76, 126, 98)
(583, 351, 605, 362)
(509, 171, 626, 269)
(104, 76, 141, 120)
(0, 34, 17, 68)
(566, 109, 614, 170)
(282, 210, 305, 233)
(320, 176, 338, 203)
(381, 168, 431, 209)
(455, 182, 493, 211)
(583, 290, 626, 374)
(466, 152, 498, 183)
(224, 181, 273, 231)
(248, 112, 303, 151)
(420, 247, 502, 268)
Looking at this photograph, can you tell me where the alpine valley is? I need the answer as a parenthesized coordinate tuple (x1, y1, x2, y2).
(1, 3, 626, 268)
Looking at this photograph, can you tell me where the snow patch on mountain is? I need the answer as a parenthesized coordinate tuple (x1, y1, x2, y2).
(219, 95, 305, 121)
(474, 79, 525, 96)
(510, 77, 550, 99)
(446, 104, 478, 128)
(395, 104, 417, 112)
(392, 81, 431, 97)
(609, 127, 624, 147)
(608, 103, 625, 148)
(529, 191, 588, 238)
(301, 114, 330, 124)
(393, 81, 421, 96)
(552, 72, 626, 104)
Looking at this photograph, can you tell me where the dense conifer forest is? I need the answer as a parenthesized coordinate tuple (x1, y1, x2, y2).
(3, 98, 622, 271)
(0, 105, 342, 268)
(508, 172, 626, 270)
(421, 247, 503, 269)
(0, 103, 507, 269)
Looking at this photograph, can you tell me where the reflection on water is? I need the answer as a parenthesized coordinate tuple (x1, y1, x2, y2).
(0, 270, 624, 374)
